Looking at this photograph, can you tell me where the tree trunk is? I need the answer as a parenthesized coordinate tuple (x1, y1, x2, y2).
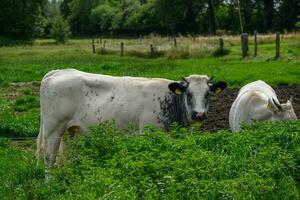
(208, 0, 217, 34)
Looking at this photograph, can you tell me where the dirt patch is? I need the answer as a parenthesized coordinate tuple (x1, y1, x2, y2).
(202, 85, 300, 132)
(0, 81, 40, 99)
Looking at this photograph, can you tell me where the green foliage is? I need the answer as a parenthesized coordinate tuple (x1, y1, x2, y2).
(1, 121, 299, 199)
(213, 47, 231, 57)
(90, 2, 116, 32)
(50, 16, 71, 44)
(68, 0, 97, 35)
(0, 0, 43, 41)
(296, 21, 300, 30)
(1, 0, 300, 39)
(0, 144, 45, 199)
(72, 0, 300, 35)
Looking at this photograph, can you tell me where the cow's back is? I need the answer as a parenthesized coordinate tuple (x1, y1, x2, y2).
(238, 80, 277, 100)
(40, 69, 172, 132)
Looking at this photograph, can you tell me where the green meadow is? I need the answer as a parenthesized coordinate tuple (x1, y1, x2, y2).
(0, 34, 299, 199)
(0, 35, 299, 86)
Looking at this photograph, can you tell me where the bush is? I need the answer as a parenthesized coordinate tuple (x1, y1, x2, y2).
(0, 37, 33, 46)
(213, 47, 230, 57)
(50, 16, 71, 44)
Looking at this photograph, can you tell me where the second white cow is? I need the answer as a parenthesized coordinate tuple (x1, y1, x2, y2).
(229, 80, 297, 132)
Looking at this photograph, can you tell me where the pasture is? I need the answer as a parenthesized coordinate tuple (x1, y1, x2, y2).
(0, 34, 300, 199)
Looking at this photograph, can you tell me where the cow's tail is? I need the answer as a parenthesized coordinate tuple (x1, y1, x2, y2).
(36, 117, 44, 167)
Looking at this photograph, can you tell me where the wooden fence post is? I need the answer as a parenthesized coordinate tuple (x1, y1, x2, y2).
(120, 42, 124, 57)
(92, 39, 96, 54)
(254, 30, 257, 57)
(150, 44, 154, 57)
(173, 37, 177, 47)
(219, 37, 224, 50)
(275, 32, 280, 59)
(241, 33, 248, 58)
(102, 40, 106, 51)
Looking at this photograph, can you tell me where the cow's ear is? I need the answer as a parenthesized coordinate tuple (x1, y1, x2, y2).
(210, 81, 227, 93)
(168, 82, 186, 95)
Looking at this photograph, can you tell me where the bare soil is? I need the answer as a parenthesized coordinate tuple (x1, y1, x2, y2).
(202, 85, 300, 132)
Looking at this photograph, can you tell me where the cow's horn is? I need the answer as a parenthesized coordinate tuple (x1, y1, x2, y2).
(272, 98, 282, 109)
(181, 77, 189, 85)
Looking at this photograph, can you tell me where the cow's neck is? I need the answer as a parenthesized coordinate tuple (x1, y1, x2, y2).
(158, 92, 190, 130)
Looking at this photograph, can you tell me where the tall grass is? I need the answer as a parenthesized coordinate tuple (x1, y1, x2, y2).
(0, 121, 299, 199)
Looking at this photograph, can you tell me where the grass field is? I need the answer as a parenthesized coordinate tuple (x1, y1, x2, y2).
(0, 34, 299, 86)
(0, 34, 300, 199)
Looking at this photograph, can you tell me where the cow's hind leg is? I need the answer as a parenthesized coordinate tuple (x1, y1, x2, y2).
(44, 127, 64, 182)
(36, 119, 44, 168)
(56, 137, 65, 166)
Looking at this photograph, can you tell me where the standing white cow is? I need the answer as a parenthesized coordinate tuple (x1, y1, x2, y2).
(36, 69, 227, 177)
(229, 80, 297, 132)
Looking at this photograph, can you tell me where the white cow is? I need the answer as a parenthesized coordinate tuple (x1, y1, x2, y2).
(229, 80, 297, 132)
(36, 69, 227, 177)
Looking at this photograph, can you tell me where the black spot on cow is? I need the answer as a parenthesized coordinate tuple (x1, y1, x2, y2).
(97, 107, 101, 113)
(110, 95, 115, 101)
(85, 91, 89, 96)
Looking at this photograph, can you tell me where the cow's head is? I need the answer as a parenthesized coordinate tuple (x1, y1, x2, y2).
(168, 75, 227, 121)
(267, 97, 297, 120)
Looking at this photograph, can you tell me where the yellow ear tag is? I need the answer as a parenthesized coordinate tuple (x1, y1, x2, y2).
(175, 88, 182, 95)
(267, 103, 272, 110)
(216, 88, 222, 94)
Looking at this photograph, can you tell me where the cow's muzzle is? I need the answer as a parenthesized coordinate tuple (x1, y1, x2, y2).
(192, 112, 207, 121)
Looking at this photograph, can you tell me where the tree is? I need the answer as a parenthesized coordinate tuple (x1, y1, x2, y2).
(0, 0, 43, 41)
(50, 16, 71, 44)
(208, 0, 217, 34)
(275, 0, 300, 31)
(263, 0, 274, 31)
(41, 0, 62, 37)
(60, 0, 73, 19)
(68, 0, 98, 35)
